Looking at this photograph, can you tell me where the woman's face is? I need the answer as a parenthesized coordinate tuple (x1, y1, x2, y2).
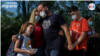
(35, 11, 40, 17)
(34, 11, 41, 22)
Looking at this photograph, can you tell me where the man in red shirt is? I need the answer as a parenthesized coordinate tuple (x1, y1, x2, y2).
(68, 6, 89, 56)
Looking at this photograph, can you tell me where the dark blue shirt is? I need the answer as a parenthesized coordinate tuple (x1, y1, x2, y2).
(42, 13, 66, 49)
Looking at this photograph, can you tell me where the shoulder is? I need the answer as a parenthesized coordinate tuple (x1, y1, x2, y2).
(80, 17, 88, 23)
(52, 13, 62, 18)
(71, 20, 75, 24)
(82, 18, 87, 21)
(18, 34, 24, 40)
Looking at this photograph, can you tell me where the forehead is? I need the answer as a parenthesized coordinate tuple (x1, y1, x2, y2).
(70, 11, 76, 15)
(28, 25, 34, 27)
(37, 5, 44, 11)
(89, 18, 92, 20)
(35, 11, 39, 14)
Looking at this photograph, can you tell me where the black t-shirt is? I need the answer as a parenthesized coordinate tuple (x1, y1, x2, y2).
(42, 13, 66, 49)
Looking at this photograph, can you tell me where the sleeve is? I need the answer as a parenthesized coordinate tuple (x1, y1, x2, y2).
(69, 22, 73, 31)
(82, 19, 89, 32)
(18, 35, 21, 39)
(17, 34, 22, 40)
(57, 15, 66, 25)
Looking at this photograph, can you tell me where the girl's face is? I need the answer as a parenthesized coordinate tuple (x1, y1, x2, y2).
(26, 25, 34, 34)
(87, 17, 92, 22)
(87, 17, 93, 26)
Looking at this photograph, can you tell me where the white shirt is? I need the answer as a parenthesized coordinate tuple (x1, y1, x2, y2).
(17, 35, 31, 56)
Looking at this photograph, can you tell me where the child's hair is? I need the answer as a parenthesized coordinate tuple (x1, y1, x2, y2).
(19, 22, 35, 47)
(85, 16, 91, 20)
(69, 6, 79, 13)
(19, 22, 34, 34)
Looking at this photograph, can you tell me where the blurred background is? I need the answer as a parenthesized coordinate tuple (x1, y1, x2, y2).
(1, 1, 100, 56)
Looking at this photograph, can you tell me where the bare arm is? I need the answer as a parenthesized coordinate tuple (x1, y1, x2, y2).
(73, 32, 86, 47)
(87, 33, 99, 39)
(14, 39, 28, 53)
(61, 24, 72, 45)
(70, 31, 72, 37)
(87, 34, 95, 39)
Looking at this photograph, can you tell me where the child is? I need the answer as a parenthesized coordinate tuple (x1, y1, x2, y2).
(14, 23, 37, 56)
(68, 6, 89, 56)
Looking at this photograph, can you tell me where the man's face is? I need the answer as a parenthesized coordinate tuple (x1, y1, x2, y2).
(37, 5, 49, 18)
(70, 10, 79, 20)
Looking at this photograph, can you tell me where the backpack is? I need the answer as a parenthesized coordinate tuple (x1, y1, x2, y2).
(6, 34, 24, 56)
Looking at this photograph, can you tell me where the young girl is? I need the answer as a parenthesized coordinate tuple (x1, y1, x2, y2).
(14, 23, 36, 56)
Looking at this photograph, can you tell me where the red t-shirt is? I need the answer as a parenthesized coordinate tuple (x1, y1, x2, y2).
(69, 18, 89, 51)
(33, 23, 43, 48)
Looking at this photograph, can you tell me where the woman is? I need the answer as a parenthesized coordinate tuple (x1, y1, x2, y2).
(28, 8, 44, 56)
(85, 16, 99, 56)
(11, 8, 63, 56)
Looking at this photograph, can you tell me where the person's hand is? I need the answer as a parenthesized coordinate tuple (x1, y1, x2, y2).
(12, 35, 17, 42)
(93, 33, 99, 37)
(67, 44, 74, 51)
(59, 29, 64, 36)
(26, 49, 36, 55)
(64, 41, 68, 50)
(21, 22, 27, 28)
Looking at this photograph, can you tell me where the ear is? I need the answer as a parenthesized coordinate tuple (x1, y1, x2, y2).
(77, 10, 79, 13)
(45, 6, 48, 10)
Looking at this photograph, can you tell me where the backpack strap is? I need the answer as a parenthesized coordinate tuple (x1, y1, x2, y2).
(17, 34, 24, 48)
(89, 27, 93, 35)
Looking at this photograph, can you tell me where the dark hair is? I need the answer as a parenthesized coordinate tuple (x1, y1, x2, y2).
(69, 6, 79, 13)
(85, 16, 91, 20)
(37, 2, 48, 8)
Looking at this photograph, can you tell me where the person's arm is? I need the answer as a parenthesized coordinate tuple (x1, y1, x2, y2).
(14, 39, 27, 53)
(70, 31, 72, 37)
(87, 33, 99, 39)
(92, 28, 99, 37)
(14, 39, 36, 55)
(59, 29, 64, 36)
(87, 34, 95, 39)
(73, 32, 86, 48)
(61, 24, 72, 45)
(73, 18, 89, 48)
(12, 35, 17, 42)
(56, 15, 73, 50)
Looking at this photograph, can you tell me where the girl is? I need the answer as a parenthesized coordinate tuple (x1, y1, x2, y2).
(14, 23, 36, 56)
(85, 16, 99, 56)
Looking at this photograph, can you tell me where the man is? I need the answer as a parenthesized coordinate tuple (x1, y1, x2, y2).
(68, 6, 89, 56)
(37, 2, 73, 56)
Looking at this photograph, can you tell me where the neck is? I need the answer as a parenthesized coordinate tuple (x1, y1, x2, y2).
(76, 15, 81, 21)
(23, 33, 30, 37)
(47, 10, 52, 16)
